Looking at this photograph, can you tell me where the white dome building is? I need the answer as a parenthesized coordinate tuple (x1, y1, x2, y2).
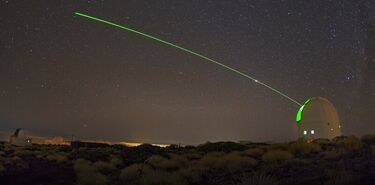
(296, 97, 341, 139)
(9, 128, 32, 146)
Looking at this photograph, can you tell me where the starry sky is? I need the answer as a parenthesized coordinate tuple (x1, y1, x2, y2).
(1, 0, 374, 144)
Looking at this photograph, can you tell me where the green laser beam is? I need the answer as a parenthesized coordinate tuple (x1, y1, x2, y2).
(75, 12, 302, 107)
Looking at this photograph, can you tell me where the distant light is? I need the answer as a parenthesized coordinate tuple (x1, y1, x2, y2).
(339, 125, 341, 128)
(311, 130, 315, 135)
(331, 128, 334, 131)
(254, 79, 258, 83)
(303, 130, 307, 135)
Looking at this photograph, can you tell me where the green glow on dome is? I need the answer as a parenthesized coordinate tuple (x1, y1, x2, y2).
(296, 99, 311, 123)
(74, 12, 303, 107)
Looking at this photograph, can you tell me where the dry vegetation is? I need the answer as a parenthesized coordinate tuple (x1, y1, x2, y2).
(0, 135, 375, 185)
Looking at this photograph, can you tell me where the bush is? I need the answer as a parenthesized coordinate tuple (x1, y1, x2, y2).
(199, 152, 225, 168)
(14, 149, 35, 157)
(236, 172, 279, 185)
(0, 163, 5, 174)
(119, 163, 152, 182)
(361, 134, 375, 145)
(93, 161, 116, 173)
(183, 153, 202, 160)
(323, 150, 340, 159)
(109, 156, 123, 167)
(11, 156, 29, 169)
(147, 155, 183, 170)
(324, 171, 357, 185)
(46, 153, 68, 163)
(289, 142, 321, 156)
(222, 152, 258, 171)
(313, 138, 331, 145)
(178, 164, 206, 183)
(198, 142, 248, 153)
(140, 170, 188, 185)
(243, 148, 264, 158)
(198, 152, 257, 172)
(262, 150, 293, 163)
(335, 136, 363, 152)
(73, 159, 108, 185)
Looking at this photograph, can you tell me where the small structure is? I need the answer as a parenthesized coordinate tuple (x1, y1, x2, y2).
(296, 97, 341, 139)
(9, 128, 32, 146)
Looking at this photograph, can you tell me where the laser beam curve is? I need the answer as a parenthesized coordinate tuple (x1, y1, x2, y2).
(75, 12, 302, 107)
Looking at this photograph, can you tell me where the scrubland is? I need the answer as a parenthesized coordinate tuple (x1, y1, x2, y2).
(1, 135, 375, 185)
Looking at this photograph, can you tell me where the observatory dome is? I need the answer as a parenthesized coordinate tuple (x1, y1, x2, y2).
(296, 97, 341, 139)
(9, 128, 32, 146)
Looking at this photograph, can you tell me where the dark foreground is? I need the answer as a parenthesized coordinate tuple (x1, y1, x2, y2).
(1, 135, 375, 185)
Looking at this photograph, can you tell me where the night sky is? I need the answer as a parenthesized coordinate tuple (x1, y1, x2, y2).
(1, 0, 374, 144)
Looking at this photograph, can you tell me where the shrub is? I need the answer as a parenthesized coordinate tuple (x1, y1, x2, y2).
(236, 172, 279, 185)
(93, 161, 116, 173)
(361, 134, 375, 145)
(289, 142, 321, 156)
(0, 163, 5, 174)
(73, 159, 108, 185)
(222, 152, 258, 171)
(198, 142, 248, 153)
(199, 152, 225, 168)
(147, 155, 182, 170)
(178, 164, 206, 183)
(268, 143, 289, 151)
(140, 170, 188, 185)
(313, 138, 331, 145)
(119, 163, 152, 182)
(183, 153, 202, 160)
(198, 152, 257, 171)
(14, 149, 35, 157)
(335, 136, 363, 152)
(11, 156, 29, 169)
(46, 154, 68, 163)
(109, 156, 123, 167)
(243, 148, 264, 158)
(262, 150, 293, 163)
(324, 171, 357, 185)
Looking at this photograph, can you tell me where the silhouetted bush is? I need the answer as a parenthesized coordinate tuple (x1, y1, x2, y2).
(73, 158, 108, 185)
(120, 163, 152, 183)
(313, 138, 331, 145)
(46, 153, 68, 163)
(93, 161, 116, 174)
(140, 170, 188, 185)
(334, 136, 363, 153)
(11, 156, 29, 169)
(262, 150, 293, 163)
(289, 141, 321, 156)
(109, 156, 123, 167)
(236, 172, 279, 185)
(361, 134, 375, 145)
(0, 163, 5, 174)
(324, 171, 358, 185)
(222, 152, 258, 171)
(243, 148, 264, 158)
(197, 142, 248, 153)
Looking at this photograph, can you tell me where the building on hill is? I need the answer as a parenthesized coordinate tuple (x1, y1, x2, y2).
(9, 128, 32, 146)
(296, 97, 341, 140)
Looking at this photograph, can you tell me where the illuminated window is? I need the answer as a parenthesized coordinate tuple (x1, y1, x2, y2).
(311, 130, 315, 134)
(303, 130, 307, 135)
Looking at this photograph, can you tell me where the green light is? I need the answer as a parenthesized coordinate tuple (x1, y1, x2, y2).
(296, 99, 311, 122)
(74, 12, 302, 107)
